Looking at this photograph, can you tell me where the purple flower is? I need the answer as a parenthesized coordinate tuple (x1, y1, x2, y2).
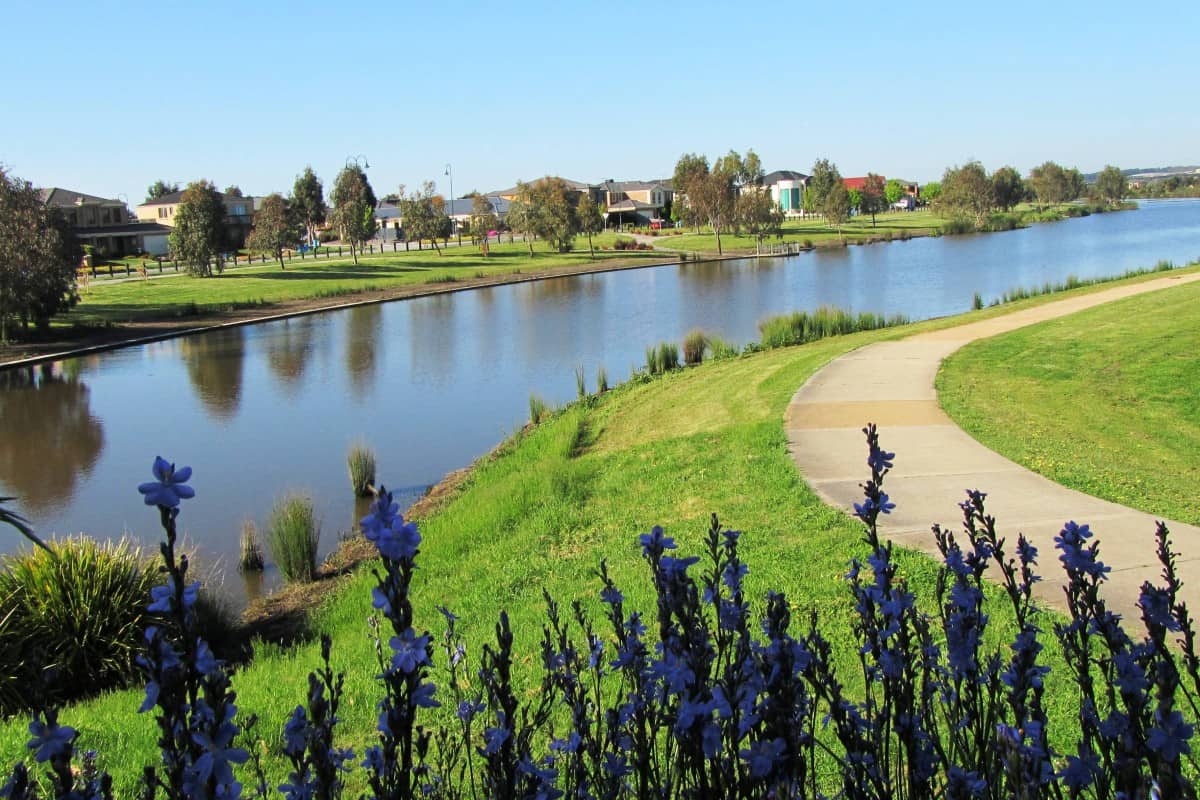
(147, 577, 199, 613)
(370, 519, 421, 562)
(639, 525, 676, 556)
(137, 456, 195, 507)
(867, 446, 895, 474)
(411, 681, 439, 709)
(27, 715, 75, 763)
(389, 629, 431, 674)
(1147, 710, 1194, 761)
(1059, 752, 1100, 790)
(483, 726, 510, 755)
(282, 706, 308, 756)
(359, 486, 400, 534)
(740, 738, 785, 779)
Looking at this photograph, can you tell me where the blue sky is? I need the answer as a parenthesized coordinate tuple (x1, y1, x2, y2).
(4, 0, 1197, 204)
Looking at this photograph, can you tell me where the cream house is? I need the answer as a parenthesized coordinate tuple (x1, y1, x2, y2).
(41, 187, 172, 256)
(136, 190, 256, 246)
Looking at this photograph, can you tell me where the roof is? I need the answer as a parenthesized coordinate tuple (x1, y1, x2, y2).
(762, 170, 810, 185)
(490, 176, 593, 196)
(842, 176, 885, 191)
(73, 222, 173, 236)
(606, 198, 657, 212)
(375, 196, 510, 219)
(599, 179, 672, 193)
(40, 187, 123, 207)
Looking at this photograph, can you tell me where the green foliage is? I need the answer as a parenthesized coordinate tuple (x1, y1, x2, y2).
(1028, 161, 1083, 207)
(347, 443, 377, 498)
(736, 189, 783, 246)
(822, 182, 852, 234)
(682, 329, 709, 365)
(529, 177, 581, 253)
(654, 341, 680, 374)
(0, 538, 160, 715)
(292, 166, 326, 245)
(596, 364, 608, 394)
(469, 193, 500, 256)
(246, 193, 302, 269)
(758, 306, 911, 348)
(267, 494, 321, 583)
(145, 179, 179, 202)
(847, 187, 863, 212)
(860, 173, 888, 226)
(707, 335, 741, 360)
(936, 162, 994, 226)
(399, 181, 451, 255)
(575, 364, 587, 399)
(576, 194, 603, 258)
(990, 166, 1025, 212)
(884, 178, 906, 205)
(330, 165, 377, 265)
(239, 520, 265, 572)
(1095, 165, 1128, 205)
(973, 292, 984, 311)
(169, 180, 227, 277)
(0, 168, 81, 342)
(920, 181, 942, 203)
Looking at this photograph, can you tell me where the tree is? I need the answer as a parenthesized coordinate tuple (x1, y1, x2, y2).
(330, 165, 376, 265)
(576, 194, 603, 259)
(736, 188, 783, 254)
(937, 162, 994, 227)
(0, 169, 81, 342)
(292, 166, 326, 247)
(822, 182, 852, 238)
(884, 179, 906, 206)
(169, 180, 226, 277)
(1028, 161, 1069, 207)
(861, 174, 888, 228)
(672, 152, 737, 254)
(528, 177, 580, 253)
(146, 180, 179, 202)
(246, 193, 300, 269)
(803, 158, 842, 215)
(1095, 165, 1127, 206)
(224, 185, 243, 198)
(991, 166, 1026, 212)
(1064, 168, 1085, 203)
(399, 182, 450, 255)
(671, 153, 709, 232)
(469, 194, 499, 256)
(847, 188, 863, 215)
(920, 182, 942, 204)
(507, 181, 539, 255)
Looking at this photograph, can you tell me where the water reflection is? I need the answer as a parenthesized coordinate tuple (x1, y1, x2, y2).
(345, 304, 383, 393)
(180, 328, 245, 420)
(409, 295, 457, 386)
(266, 318, 316, 391)
(0, 364, 104, 515)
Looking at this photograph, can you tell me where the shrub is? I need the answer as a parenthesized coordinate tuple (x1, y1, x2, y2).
(682, 329, 709, 365)
(644, 345, 660, 376)
(596, 364, 608, 394)
(0, 538, 160, 715)
(940, 217, 976, 235)
(707, 335, 741, 360)
(657, 341, 679, 373)
(267, 494, 321, 583)
(347, 443, 377, 497)
(574, 364, 586, 400)
(973, 291, 984, 310)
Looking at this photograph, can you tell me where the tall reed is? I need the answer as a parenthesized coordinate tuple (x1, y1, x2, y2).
(596, 364, 609, 394)
(238, 520, 265, 572)
(682, 329, 709, 365)
(347, 443, 376, 497)
(758, 306, 910, 349)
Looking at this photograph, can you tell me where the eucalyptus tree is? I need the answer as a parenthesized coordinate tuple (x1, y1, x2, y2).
(169, 180, 227, 276)
(330, 164, 377, 265)
(246, 193, 301, 269)
(292, 166, 326, 246)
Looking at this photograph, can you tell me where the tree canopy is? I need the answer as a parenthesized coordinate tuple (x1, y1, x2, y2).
(527, 177, 580, 253)
(469, 194, 500, 256)
(246, 193, 301, 269)
(576, 194, 603, 259)
(146, 180, 179, 202)
(169, 180, 227, 277)
(803, 159, 842, 215)
(860, 174, 888, 227)
(330, 165, 377, 265)
(1028, 161, 1083, 207)
(399, 182, 451, 255)
(0, 169, 81, 342)
(884, 179, 906, 206)
(937, 162, 994, 226)
(292, 166, 326, 246)
(990, 166, 1026, 212)
(1095, 165, 1128, 206)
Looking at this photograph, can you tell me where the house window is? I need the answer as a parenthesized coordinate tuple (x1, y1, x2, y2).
(232, 204, 246, 216)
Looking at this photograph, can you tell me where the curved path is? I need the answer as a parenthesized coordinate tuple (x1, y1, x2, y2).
(786, 272, 1200, 620)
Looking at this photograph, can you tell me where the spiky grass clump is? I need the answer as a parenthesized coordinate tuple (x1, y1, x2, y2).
(708, 336, 740, 360)
(238, 520, 265, 573)
(575, 365, 587, 400)
(657, 342, 680, 373)
(682, 329, 710, 365)
(529, 393, 549, 425)
(0, 537, 160, 715)
(758, 306, 910, 349)
(267, 494, 321, 584)
(596, 364, 609, 394)
(347, 443, 377, 498)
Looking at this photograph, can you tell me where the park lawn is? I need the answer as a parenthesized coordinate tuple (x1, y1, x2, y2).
(62, 239, 666, 327)
(938, 277, 1200, 525)
(663, 209, 945, 252)
(0, 287, 1113, 791)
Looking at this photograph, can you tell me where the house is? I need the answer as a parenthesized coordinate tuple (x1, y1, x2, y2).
(135, 189, 256, 247)
(762, 170, 810, 217)
(490, 177, 594, 203)
(41, 187, 172, 256)
(596, 180, 673, 228)
(374, 196, 510, 241)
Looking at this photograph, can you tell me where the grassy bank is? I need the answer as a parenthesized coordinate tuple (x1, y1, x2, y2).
(939, 276, 1200, 525)
(0, 287, 1114, 789)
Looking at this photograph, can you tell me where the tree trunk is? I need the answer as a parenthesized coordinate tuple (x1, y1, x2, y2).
(351, 242, 359, 265)
(587, 233, 594, 260)
(277, 248, 285, 270)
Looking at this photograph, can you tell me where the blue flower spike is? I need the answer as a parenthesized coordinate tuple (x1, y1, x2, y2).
(137, 456, 195, 508)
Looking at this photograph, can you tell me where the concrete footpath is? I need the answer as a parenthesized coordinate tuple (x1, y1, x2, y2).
(786, 272, 1200, 620)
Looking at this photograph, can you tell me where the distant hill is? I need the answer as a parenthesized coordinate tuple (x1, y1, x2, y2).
(1083, 166, 1200, 182)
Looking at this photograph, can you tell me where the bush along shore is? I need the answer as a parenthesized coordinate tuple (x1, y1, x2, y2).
(4, 427, 1199, 799)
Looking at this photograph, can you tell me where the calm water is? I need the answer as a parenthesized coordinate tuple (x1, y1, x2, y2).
(2, 199, 1198, 599)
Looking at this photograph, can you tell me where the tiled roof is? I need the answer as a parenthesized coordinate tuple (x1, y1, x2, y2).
(40, 187, 122, 207)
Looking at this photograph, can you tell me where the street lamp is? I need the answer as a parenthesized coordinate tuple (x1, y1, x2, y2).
(345, 154, 370, 170)
(444, 163, 454, 234)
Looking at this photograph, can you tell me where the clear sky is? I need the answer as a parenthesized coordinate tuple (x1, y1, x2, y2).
(3, 0, 1197, 204)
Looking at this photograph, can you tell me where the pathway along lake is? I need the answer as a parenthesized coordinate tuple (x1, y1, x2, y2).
(2, 199, 1198, 602)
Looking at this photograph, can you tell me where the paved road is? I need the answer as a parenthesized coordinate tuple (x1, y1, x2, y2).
(785, 272, 1200, 620)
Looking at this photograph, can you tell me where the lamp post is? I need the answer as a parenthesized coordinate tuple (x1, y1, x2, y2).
(444, 163, 454, 235)
(345, 154, 370, 171)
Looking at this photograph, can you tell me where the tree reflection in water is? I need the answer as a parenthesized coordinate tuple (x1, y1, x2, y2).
(0, 363, 104, 515)
(266, 318, 316, 393)
(345, 304, 382, 393)
(179, 328, 245, 420)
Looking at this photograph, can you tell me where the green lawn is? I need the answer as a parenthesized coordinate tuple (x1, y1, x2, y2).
(938, 278, 1200, 524)
(64, 240, 665, 327)
(662, 209, 945, 253)
(2, 286, 1115, 790)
